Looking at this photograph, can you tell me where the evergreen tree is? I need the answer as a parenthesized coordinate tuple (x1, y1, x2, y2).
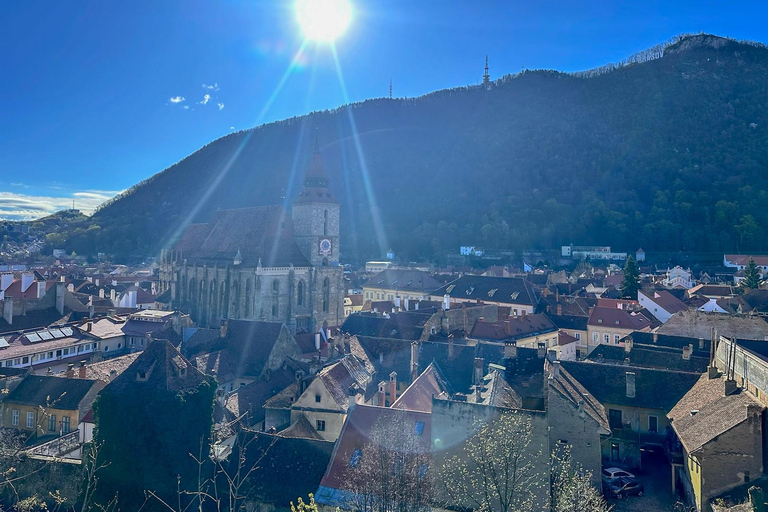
(621, 255, 641, 299)
(742, 257, 762, 290)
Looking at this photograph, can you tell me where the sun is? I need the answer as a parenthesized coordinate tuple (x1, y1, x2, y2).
(295, 0, 353, 43)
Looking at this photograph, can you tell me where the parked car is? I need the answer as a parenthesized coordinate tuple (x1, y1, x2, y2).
(601, 467, 635, 484)
(610, 477, 644, 499)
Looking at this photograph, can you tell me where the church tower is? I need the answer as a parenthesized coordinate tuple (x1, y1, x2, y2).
(292, 132, 341, 266)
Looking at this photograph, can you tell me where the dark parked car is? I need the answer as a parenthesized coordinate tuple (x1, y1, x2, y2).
(610, 477, 644, 499)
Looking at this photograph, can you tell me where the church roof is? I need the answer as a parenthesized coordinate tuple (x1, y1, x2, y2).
(173, 206, 310, 267)
(294, 145, 338, 205)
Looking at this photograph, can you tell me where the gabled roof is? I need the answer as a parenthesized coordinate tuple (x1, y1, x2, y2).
(316, 356, 372, 408)
(316, 405, 431, 507)
(470, 314, 557, 342)
(7, 375, 99, 411)
(392, 362, 452, 412)
(640, 290, 688, 315)
(669, 374, 765, 454)
(468, 369, 523, 409)
(364, 269, 441, 293)
(587, 307, 652, 330)
(560, 360, 700, 412)
(279, 414, 323, 440)
(545, 360, 610, 433)
(432, 275, 538, 306)
(173, 206, 310, 267)
(105, 339, 208, 394)
(547, 314, 589, 331)
(586, 343, 709, 373)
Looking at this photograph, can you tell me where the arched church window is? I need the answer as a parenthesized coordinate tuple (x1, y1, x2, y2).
(220, 282, 227, 318)
(323, 210, 329, 236)
(297, 281, 305, 306)
(272, 280, 280, 293)
(188, 278, 196, 305)
(322, 277, 330, 313)
(272, 303, 278, 317)
(210, 280, 217, 316)
(245, 279, 252, 318)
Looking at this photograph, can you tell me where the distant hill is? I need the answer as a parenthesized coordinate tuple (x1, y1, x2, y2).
(52, 34, 768, 263)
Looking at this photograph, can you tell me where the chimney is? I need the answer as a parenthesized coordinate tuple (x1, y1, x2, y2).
(504, 341, 517, 359)
(66, 364, 75, 379)
(625, 372, 636, 398)
(475, 385, 483, 402)
(473, 358, 484, 385)
(624, 336, 633, 354)
(552, 360, 561, 378)
(95, 278, 100, 287)
(521, 309, 527, 317)
(86, 322, 92, 332)
(99, 289, 105, 298)
(724, 379, 738, 396)
(410, 342, 419, 382)
(220, 319, 228, 338)
(78, 361, 87, 379)
(348, 385, 359, 411)
(443, 294, 450, 310)
(682, 344, 692, 361)
(557, 304, 563, 316)
(109, 369, 117, 381)
(537, 342, 546, 358)
(652, 332, 658, 343)
(698, 337, 705, 350)
(389, 372, 398, 404)
(46, 367, 53, 376)
(378, 381, 387, 406)
(504, 320, 511, 335)
(448, 334, 454, 358)
(3, 300, 12, 325)
(315, 332, 321, 352)
(110, 289, 116, 302)
(56, 281, 65, 315)
(404, 297, 410, 311)
(395, 296, 401, 309)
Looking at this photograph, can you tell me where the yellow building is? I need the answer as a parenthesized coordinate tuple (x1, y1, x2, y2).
(586, 307, 652, 354)
(363, 269, 440, 305)
(3, 375, 103, 441)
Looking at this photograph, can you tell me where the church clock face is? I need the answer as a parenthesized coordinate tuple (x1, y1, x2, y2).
(319, 238, 332, 255)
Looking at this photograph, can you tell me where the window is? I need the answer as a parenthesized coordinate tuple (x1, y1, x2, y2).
(648, 415, 658, 433)
(297, 281, 305, 306)
(316, 420, 326, 432)
(415, 421, 424, 436)
(574, 333, 581, 341)
(609, 409, 622, 429)
(4, 361, 10, 367)
(117, 343, 122, 349)
(349, 448, 362, 468)
(603, 333, 610, 344)
(62, 416, 70, 434)
(11, 410, 19, 426)
(614, 334, 620, 344)
(26, 411, 34, 428)
(592, 332, 599, 343)
(22, 356, 28, 364)
(104, 346, 109, 352)
(63, 348, 69, 355)
(323, 210, 328, 236)
(315, 394, 321, 403)
(272, 280, 280, 293)
(49, 414, 57, 432)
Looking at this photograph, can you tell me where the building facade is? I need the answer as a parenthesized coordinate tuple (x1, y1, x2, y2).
(159, 142, 344, 333)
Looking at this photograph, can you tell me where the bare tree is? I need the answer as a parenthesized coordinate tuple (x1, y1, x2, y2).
(551, 447, 611, 512)
(438, 411, 545, 512)
(344, 411, 431, 512)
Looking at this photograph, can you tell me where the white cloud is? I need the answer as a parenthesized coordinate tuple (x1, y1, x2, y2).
(183, 105, 190, 110)
(217, 102, 224, 110)
(0, 189, 123, 221)
(230, 126, 235, 130)
(169, 96, 185, 104)
(199, 94, 211, 105)
(202, 83, 219, 91)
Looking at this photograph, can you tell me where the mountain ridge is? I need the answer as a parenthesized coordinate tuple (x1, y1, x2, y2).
(44, 33, 768, 263)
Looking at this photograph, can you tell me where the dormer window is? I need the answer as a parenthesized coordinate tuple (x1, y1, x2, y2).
(137, 371, 148, 381)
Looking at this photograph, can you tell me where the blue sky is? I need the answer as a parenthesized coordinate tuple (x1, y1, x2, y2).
(1, 0, 766, 220)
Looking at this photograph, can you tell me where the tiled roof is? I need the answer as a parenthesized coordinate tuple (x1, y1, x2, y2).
(641, 290, 689, 314)
(7, 375, 99, 411)
(432, 275, 538, 306)
(586, 343, 709, 373)
(225, 368, 295, 425)
(316, 405, 431, 506)
(105, 339, 208, 394)
(657, 310, 768, 340)
(558, 331, 578, 346)
(560, 360, 700, 411)
(364, 269, 441, 293)
(356, 336, 412, 378)
(545, 360, 610, 433)
(317, 356, 372, 408)
(467, 369, 522, 409)
(279, 414, 323, 440)
(587, 307, 652, 330)
(547, 314, 588, 331)
(669, 374, 765, 453)
(0, 308, 70, 334)
(81, 353, 140, 382)
(391, 362, 452, 412)
(470, 314, 557, 342)
(173, 206, 310, 267)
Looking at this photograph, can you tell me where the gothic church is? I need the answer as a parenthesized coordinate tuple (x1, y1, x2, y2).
(158, 139, 343, 333)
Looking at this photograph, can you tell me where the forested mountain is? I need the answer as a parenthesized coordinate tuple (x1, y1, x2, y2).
(52, 34, 768, 263)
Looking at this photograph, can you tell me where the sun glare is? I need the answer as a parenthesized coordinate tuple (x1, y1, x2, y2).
(295, 0, 352, 42)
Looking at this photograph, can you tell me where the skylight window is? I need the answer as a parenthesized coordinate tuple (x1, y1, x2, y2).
(510, 291, 519, 300)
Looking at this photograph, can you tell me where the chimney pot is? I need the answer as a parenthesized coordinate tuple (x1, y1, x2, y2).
(78, 361, 87, 379)
(553, 360, 561, 378)
(66, 364, 75, 379)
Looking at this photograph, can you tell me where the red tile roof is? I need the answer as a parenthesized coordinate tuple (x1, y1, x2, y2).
(587, 307, 652, 330)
